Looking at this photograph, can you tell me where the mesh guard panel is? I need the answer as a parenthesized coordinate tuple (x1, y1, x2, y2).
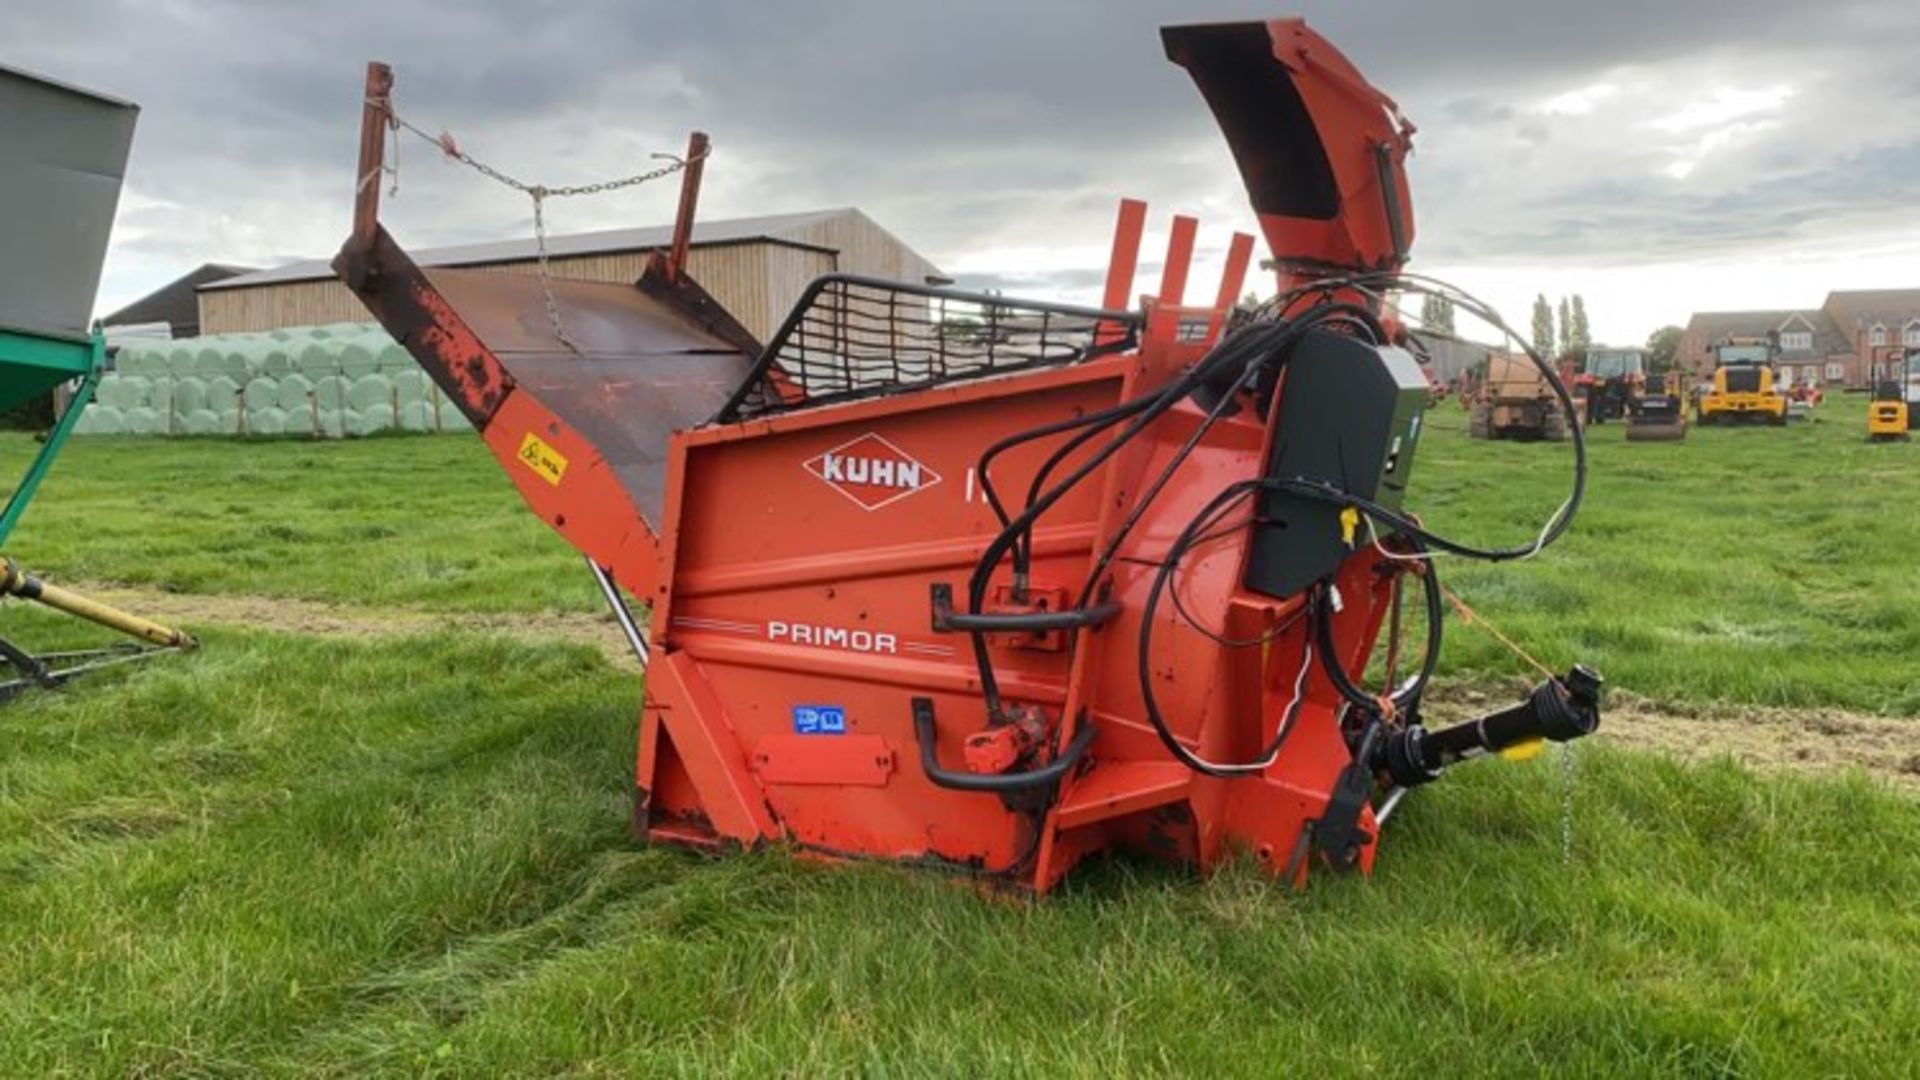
(714, 275, 1141, 422)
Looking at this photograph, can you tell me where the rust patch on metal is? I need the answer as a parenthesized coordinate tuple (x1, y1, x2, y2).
(330, 226, 516, 425)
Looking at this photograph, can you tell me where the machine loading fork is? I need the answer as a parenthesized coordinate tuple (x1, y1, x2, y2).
(335, 17, 1600, 891)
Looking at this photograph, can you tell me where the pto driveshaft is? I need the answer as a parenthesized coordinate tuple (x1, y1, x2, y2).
(1, 556, 196, 649)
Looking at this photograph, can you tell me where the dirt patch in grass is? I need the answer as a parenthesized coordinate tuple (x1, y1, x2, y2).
(50, 585, 1920, 791)
(75, 584, 639, 668)
(1426, 684, 1920, 793)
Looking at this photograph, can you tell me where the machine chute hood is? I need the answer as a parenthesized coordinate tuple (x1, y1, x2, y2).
(1163, 19, 1416, 277)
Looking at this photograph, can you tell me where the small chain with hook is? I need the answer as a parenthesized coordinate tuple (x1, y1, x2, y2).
(367, 98, 706, 353)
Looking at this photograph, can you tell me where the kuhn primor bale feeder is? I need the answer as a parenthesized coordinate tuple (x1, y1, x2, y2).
(334, 17, 1599, 891)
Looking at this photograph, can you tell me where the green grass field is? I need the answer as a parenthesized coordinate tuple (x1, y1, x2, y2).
(2, 395, 1917, 1075)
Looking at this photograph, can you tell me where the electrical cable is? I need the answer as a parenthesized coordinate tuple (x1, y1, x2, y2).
(961, 317, 1306, 712)
(954, 272, 1576, 785)
(1135, 479, 1316, 777)
(1071, 304, 1389, 611)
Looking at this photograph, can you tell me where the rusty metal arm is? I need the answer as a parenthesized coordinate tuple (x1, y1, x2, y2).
(664, 131, 709, 283)
(347, 62, 393, 270)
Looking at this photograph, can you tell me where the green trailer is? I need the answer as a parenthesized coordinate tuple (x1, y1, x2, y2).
(0, 326, 104, 545)
(1, 62, 194, 699)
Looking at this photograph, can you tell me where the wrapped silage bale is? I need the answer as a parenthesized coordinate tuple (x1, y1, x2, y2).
(117, 375, 150, 412)
(397, 400, 437, 432)
(172, 376, 209, 416)
(269, 327, 297, 342)
(315, 408, 349, 439)
(232, 336, 276, 378)
(313, 321, 368, 340)
(247, 407, 289, 435)
(297, 336, 340, 378)
(123, 406, 161, 435)
(71, 407, 96, 436)
(213, 399, 243, 434)
(352, 402, 394, 435)
(437, 399, 470, 431)
(337, 336, 378, 378)
(313, 374, 351, 410)
(261, 343, 294, 378)
(348, 373, 393, 414)
(147, 380, 174, 434)
(182, 409, 222, 436)
(115, 346, 156, 377)
(242, 376, 278, 411)
(276, 372, 315, 413)
(89, 406, 126, 435)
(391, 368, 430, 404)
(205, 374, 242, 413)
(299, 335, 377, 378)
(372, 334, 413, 373)
(168, 344, 199, 378)
(195, 344, 244, 381)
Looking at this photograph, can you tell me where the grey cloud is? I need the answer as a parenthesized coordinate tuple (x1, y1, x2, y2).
(3, 0, 1916, 325)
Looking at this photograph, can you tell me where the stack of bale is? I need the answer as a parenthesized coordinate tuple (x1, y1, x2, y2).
(74, 323, 471, 438)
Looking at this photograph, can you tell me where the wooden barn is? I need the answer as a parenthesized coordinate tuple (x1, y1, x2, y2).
(196, 207, 943, 343)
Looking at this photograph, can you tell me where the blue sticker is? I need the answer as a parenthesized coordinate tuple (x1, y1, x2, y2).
(793, 705, 847, 735)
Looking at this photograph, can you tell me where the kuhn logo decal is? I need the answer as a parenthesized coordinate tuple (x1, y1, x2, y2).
(803, 432, 941, 510)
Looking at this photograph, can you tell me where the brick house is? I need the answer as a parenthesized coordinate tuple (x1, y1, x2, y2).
(1821, 289, 1920, 385)
(1679, 289, 1920, 388)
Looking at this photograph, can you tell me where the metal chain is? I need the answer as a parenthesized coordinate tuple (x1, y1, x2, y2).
(527, 189, 576, 352)
(372, 100, 706, 353)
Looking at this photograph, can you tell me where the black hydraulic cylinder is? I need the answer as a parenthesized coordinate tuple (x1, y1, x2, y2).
(1377, 665, 1603, 788)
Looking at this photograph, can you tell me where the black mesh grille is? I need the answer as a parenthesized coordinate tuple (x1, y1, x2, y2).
(1725, 367, 1761, 393)
(713, 274, 1141, 422)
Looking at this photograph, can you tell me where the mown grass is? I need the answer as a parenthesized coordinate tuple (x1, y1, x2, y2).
(2, 629, 1916, 1076)
(3, 432, 600, 614)
(4, 394, 1919, 1074)
(7, 394, 1918, 710)
(1412, 394, 1920, 713)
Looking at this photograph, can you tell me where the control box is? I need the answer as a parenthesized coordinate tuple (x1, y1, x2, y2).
(1243, 330, 1429, 599)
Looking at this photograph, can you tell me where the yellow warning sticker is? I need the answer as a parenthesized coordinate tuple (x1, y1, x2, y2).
(517, 432, 569, 486)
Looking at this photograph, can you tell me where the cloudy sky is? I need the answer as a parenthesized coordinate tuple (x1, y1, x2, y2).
(10, 0, 1919, 346)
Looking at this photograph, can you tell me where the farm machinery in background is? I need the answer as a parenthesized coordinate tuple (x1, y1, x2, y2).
(336, 17, 1600, 891)
(1866, 348, 1916, 442)
(1624, 371, 1687, 441)
(1567, 345, 1685, 443)
(0, 65, 196, 702)
(1696, 337, 1789, 426)
(1468, 352, 1574, 441)
(1574, 347, 1643, 426)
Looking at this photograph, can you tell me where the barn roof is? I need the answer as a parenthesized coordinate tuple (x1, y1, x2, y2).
(103, 262, 255, 335)
(202, 208, 858, 292)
